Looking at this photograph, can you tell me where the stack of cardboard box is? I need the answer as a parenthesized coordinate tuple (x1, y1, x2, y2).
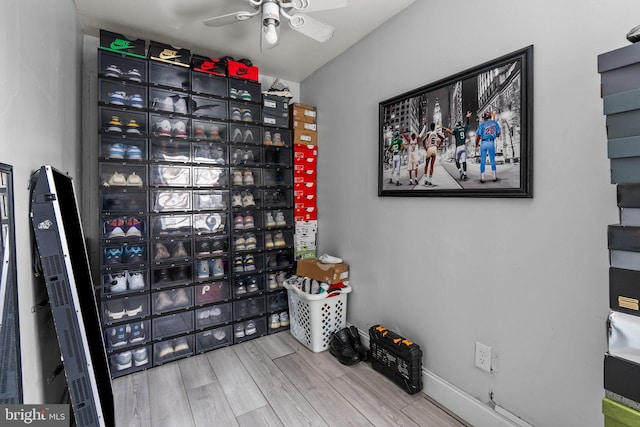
(291, 103, 318, 259)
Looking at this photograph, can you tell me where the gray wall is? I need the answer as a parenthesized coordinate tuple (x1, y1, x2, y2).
(0, 0, 83, 403)
(302, 1, 638, 426)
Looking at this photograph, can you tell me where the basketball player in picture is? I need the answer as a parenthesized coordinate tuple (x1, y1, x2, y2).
(403, 132, 420, 185)
(443, 111, 473, 181)
(475, 111, 501, 183)
(422, 123, 445, 187)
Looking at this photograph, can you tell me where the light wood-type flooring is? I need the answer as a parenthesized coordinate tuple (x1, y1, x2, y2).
(112, 331, 468, 427)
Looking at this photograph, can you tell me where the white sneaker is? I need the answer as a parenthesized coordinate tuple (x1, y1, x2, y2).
(109, 273, 127, 293)
(133, 348, 149, 366)
(155, 119, 172, 137)
(153, 96, 174, 112)
(174, 97, 188, 114)
(318, 254, 343, 264)
(279, 312, 289, 327)
(127, 271, 145, 290)
(172, 121, 188, 138)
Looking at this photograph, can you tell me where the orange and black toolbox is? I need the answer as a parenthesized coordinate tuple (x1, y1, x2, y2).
(369, 325, 423, 394)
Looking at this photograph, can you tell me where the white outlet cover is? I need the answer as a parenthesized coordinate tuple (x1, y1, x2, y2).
(475, 341, 492, 373)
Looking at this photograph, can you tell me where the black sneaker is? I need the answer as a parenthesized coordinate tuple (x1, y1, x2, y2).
(108, 325, 128, 347)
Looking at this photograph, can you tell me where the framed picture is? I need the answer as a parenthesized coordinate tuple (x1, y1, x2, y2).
(378, 45, 533, 198)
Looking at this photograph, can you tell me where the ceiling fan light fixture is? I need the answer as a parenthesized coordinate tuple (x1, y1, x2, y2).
(262, 0, 280, 45)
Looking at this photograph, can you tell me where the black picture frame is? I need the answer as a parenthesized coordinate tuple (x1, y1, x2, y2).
(378, 45, 533, 198)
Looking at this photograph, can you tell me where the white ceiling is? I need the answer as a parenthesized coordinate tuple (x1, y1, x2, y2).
(74, 0, 415, 82)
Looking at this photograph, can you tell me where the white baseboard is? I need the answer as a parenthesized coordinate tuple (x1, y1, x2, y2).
(352, 325, 519, 427)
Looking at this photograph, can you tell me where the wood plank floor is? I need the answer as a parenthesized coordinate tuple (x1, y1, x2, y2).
(112, 332, 469, 427)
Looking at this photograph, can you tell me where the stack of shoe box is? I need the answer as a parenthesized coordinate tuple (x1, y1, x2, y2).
(97, 29, 294, 378)
(291, 103, 318, 259)
(599, 42, 640, 426)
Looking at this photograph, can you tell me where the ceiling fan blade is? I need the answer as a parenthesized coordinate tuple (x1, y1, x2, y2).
(287, 13, 335, 42)
(203, 10, 259, 27)
(288, 0, 348, 13)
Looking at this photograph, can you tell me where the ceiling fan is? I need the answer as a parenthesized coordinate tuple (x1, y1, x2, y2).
(203, 0, 348, 49)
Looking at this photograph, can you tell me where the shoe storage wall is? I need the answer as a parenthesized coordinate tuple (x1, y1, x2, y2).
(599, 42, 640, 423)
(97, 31, 292, 378)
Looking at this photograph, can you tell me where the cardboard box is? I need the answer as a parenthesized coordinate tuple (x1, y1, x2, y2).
(291, 103, 317, 124)
(99, 30, 146, 59)
(295, 206, 317, 221)
(292, 120, 318, 132)
(149, 41, 191, 67)
(296, 258, 349, 284)
(293, 129, 317, 145)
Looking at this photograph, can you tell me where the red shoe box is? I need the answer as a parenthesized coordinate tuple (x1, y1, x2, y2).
(295, 194, 316, 209)
(295, 206, 317, 221)
(294, 144, 318, 158)
(294, 167, 317, 181)
(191, 55, 226, 76)
(294, 182, 316, 198)
(227, 60, 259, 81)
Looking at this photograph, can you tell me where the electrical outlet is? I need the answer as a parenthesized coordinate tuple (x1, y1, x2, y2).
(475, 341, 492, 373)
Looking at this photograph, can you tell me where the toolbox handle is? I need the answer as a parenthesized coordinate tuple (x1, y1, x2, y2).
(373, 325, 414, 346)
(284, 282, 352, 301)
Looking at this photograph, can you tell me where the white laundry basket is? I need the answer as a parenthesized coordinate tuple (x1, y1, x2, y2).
(283, 282, 352, 353)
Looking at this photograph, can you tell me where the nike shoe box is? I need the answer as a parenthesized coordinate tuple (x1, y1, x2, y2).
(191, 54, 226, 77)
(294, 182, 316, 198)
(290, 103, 317, 124)
(148, 40, 191, 68)
(605, 353, 640, 404)
(295, 206, 317, 221)
(294, 164, 317, 180)
(296, 258, 348, 284)
(99, 29, 146, 59)
(294, 144, 318, 159)
(227, 60, 259, 81)
(618, 185, 640, 226)
(295, 194, 316, 210)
